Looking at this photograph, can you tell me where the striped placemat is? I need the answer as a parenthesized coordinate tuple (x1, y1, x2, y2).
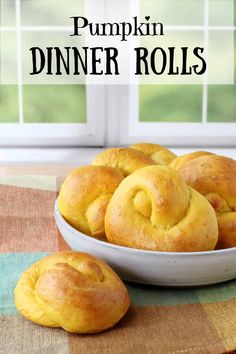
(1, 175, 236, 354)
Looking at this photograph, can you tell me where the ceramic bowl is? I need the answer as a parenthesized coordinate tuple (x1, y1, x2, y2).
(54, 199, 236, 287)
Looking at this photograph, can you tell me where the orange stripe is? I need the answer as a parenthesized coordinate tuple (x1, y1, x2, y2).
(0, 184, 58, 253)
(55, 178, 71, 251)
(57, 230, 71, 251)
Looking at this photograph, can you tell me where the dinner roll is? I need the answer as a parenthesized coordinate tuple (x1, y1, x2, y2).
(130, 143, 177, 165)
(92, 147, 155, 177)
(170, 151, 214, 170)
(170, 154, 236, 249)
(59, 166, 123, 239)
(105, 165, 218, 252)
(14, 252, 131, 333)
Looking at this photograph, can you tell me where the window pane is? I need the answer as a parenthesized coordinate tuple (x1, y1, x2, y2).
(235, 0, 236, 26)
(0, 0, 15, 26)
(23, 85, 86, 123)
(209, 0, 234, 27)
(21, 0, 84, 26)
(140, 0, 204, 26)
(0, 86, 19, 123)
(207, 34, 236, 123)
(139, 85, 202, 122)
(207, 85, 236, 123)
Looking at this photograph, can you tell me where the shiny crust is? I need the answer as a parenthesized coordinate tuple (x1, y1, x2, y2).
(170, 154, 236, 249)
(130, 143, 177, 165)
(92, 147, 155, 177)
(169, 151, 214, 170)
(105, 165, 218, 252)
(59, 166, 123, 239)
(14, 251, 131, 333)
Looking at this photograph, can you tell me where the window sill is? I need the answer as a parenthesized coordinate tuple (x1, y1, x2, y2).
(0, 147, 235, 165)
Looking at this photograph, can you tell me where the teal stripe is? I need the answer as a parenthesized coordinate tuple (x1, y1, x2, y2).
(0, 253, 49, 315)
(126, 282, 199, 306)
(195, 280, 236, 303)
(1, 253, 236, 313)
(126, 279, 236, 306)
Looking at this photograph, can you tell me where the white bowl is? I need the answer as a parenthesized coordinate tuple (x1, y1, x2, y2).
(54, 199, 236, 287)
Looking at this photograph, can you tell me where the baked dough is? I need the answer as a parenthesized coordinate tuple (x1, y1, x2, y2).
(170, 151, 214, 170)
(14, 251, 131, 333)
(59, 166, 123, 239)
(92, 147, 155, 177)
(170, 154, 236, 249)
(105, 165, 218, 252)
(130, 143, 177, 165)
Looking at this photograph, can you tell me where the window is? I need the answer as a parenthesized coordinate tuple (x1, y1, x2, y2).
(0, 0, 105, 146)
(118, 0, 236, 146)
(0, 0, 235, 147)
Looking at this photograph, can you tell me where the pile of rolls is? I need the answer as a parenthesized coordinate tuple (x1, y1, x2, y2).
(14, 143, 236, 335)
(59, 143, 236, 252)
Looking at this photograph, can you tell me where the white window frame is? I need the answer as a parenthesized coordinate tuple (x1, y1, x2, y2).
(0, 85, 106, 146)
(107, 84, 236, 147)
(107, 0, 236, 147)
(0, 0, 106, 146)
(0, 0, 235, 148)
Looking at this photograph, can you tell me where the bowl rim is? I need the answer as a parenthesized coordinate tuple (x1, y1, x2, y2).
(54, 198, 236, 257)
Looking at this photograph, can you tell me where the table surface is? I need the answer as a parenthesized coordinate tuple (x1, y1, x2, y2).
(0, 147, 235, 165)
(1, 165, 236, 354)
(0, 165, 76, 176)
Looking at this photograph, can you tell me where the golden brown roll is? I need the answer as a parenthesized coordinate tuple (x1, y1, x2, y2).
(59, 166, 123, 239)
(130, 143, 177, 165)
(170, 151, 214, 170)
(92, 147, 155, 177)
(105, 165, 218, 252)
(14, 251, 131, 334)
(170, 154, 236, 249)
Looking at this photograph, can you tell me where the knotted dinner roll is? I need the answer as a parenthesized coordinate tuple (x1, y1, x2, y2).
(105, 165, 218, 252)
(170, 154, 236, 249)
(170, 151, 214, 170)
(130, 143, 177, 165)
(14, 252, 131, 333)
(92, 147, 155, 177)
(59, 166, 123, 239)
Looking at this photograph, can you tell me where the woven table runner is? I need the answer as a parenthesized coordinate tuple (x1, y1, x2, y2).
(1, 175, 236, 354)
